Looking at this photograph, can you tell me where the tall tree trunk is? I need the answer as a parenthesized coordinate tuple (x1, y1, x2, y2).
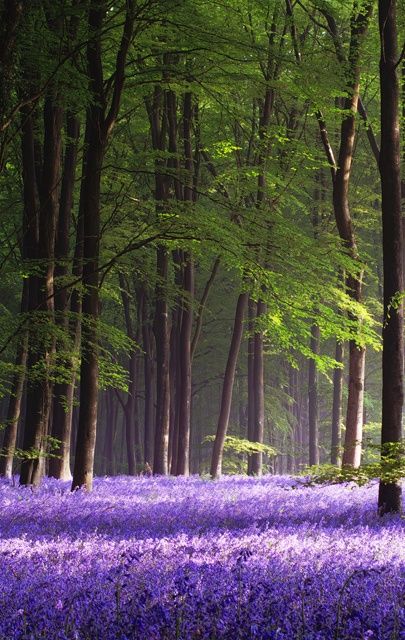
(49, 113, 80, 480)
(122, 349, 138, 476)
(118, 272, 137, 475)
(20, 90, 63, 486)
(378, 0, 403, 514)
(104, 390, 117, 476)
(308, 324, 320, 466)
(176, 93, 195, 475)
(341, 339, 365, 467)
(142, 295, 154, 466)
(210, 291, 248, 478)
(250, 300, 265, 475)
(169, 311, 180, 474)
(72, 0, 134, 490)
(176, 254, 194, 475)
(71, 118, 104, 491)
(0, 281, 28, 477)
(247, 297, 256, 475)
(331, 340, 344, 465)
(319, 2, 373, 468)
(153, 246, 171, 475)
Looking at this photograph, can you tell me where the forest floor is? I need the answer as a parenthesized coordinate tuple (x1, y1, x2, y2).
(0, 475, 404, 639)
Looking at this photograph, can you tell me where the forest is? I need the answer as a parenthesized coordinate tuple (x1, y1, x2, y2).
(0, 0, 404, 638)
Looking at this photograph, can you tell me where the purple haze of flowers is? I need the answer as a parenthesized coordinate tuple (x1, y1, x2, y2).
(0, 474, 404, 639)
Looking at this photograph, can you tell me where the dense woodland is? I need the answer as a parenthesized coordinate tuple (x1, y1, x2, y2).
(0, 0, 404, 512)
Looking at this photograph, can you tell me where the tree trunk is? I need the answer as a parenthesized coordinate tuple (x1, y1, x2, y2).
(169, 311, 180, 474)
(250, 300, 265, 475)
(118, 272, 137, 475)
(49, 113, 80, 481)
(247, 297, 256, 475)
(20, 90, 63, 486)
(71, 117, 104, 490)
(104, 391, 117, 476)
(378, 0, 403, 514)
(331, 340, 344, 465)
(0, 282, 28, 478)
(176, 92, 195, 476)
(153, 246, 171, 475)
(72, 0, 134, 490)
(308, 323, 320, 466)
(341, 340, 365, 467)
(142, 295, 154, 466)
(318, 2, 372, 468)
(210, 291, 248, 478)
(176, 254, 194, 475)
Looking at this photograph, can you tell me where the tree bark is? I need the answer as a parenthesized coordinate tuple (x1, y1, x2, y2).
(71, 113, 104, 490)
(20, 88, 63, 486)
(331, 340, 344, 465)
(168, 313, 179, 474)
(72, 0, 134, 491)
(247, 297, 256, 475)
(118, 272, 137, 475)
(0, 281, 28, 477)
(210, 291, 248, 478)
(176, 92, 195, 476)
(142, 293, 154, 466)
(153, 246, 171, 475)
(49, 113, 80, 480)
(328, 2, 372, 467)
(250, 300, 265, 475)
(308, 323, 320, 466)
(378, 0, 403, 514)
(341, 341, 365, 467)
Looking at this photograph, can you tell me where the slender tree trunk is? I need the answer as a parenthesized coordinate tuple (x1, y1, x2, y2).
(153, 247, 171, 474)
(0, 282, 28, 477)
(176, 254, 194, 475)
(20, 90, 63, 486)
(142, 296, 154, 466)
(118, 272, 137, 475)
(72, 1, 134, 490)
(104, 391, 116, 476)
(341, 339, 365, 467)
(288, 365, 300, 472)
(250, 300, 265, 475)
(210, 291, 248, 478)
(308, 324, 320, 466)
(49, 113, 80, 480)
(247, 297, 256, 474)
(71, 122, 104, 490)
(331, 340, 344, 465)
(316, 2, 372, 468)
(378, 0, 403, 514)
(169, 312, 180, 474)
(174, 93, 195, 476)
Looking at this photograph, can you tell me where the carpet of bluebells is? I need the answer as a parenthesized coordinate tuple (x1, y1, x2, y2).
(0, 475, 404, 640)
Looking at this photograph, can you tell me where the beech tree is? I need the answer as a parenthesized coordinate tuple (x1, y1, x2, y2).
(378, 0, 403, 514)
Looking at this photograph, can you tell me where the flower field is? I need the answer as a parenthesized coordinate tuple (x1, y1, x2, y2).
(0, 475, 404, 639)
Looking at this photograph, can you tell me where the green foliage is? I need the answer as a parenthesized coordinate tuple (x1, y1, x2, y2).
(204, 434, 277, 457)
(302, 442, 405, 486)
(0, 435, 61, 462)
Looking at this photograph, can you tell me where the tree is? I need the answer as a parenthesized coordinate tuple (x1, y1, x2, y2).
(72, 0, 135, 491)
(378, 0, 403, 515)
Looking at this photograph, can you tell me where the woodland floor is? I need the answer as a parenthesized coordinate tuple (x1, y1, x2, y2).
(0, 474, 404, 639)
